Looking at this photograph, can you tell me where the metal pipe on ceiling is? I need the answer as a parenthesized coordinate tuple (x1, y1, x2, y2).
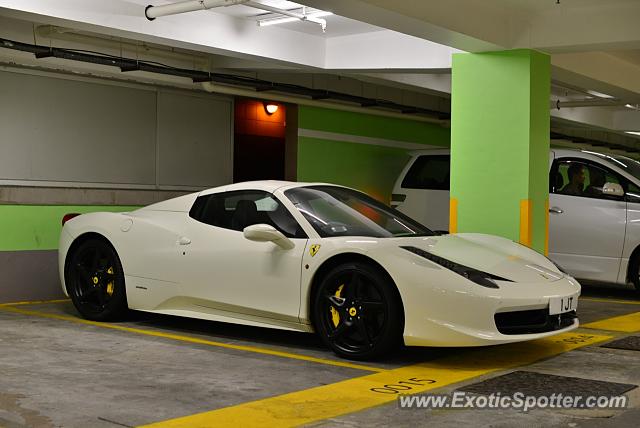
(0, 37, 449, 125)
(145, 0, 249, 20)
(199, 82, 449, 125)
(35, 25, 210, 68)
(553, 99, 624, 109)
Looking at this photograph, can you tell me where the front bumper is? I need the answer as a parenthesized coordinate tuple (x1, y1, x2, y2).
(495, 308, 577, 335)
(401, 275, 581, 347)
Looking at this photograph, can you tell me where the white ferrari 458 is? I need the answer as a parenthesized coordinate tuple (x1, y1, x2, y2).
(59, 181, 580, 359)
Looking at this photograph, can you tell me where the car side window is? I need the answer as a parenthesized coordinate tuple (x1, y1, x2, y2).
(551, 159, 623, 201)
(189, 190, 306, 238)
(626, 182, 640, 204)
(401, 155, 450, 190)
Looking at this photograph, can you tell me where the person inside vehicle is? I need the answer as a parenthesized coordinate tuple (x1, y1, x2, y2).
(585, 167, 606, 197)
(561, 163, 586, 196)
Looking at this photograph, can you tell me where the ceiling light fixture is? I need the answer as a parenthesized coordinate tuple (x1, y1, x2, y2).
(257, 9, 332, 31)
(264, 103, 279, 115)
(586, 89, 615, 99)
(259, 11, 332, 26)
(625, 131, 640, 136)
(258, 16, 298, 26)
(625, 104, 639, 110)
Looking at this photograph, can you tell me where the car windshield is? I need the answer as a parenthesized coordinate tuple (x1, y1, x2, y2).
(284, 186, 433, 238)
(604, 155, 640, 182)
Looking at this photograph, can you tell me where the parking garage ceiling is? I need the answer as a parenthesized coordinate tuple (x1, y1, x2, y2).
(0, 0, 638, 151)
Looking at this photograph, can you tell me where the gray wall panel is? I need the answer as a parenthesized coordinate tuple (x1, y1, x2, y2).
(0, 250, 64, 303)
(0, 186, 190, 206)
(157, 91, 233, 187)
(0, 70, 157, 185)
(0, 69, 233, 191)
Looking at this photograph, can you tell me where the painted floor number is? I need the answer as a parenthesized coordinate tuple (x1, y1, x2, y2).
(370, 377, 437, 394)
(555, 334, 595, 345)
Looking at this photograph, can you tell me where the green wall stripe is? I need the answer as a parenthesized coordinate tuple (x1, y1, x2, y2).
(0, 205, 139, 251)
(298, 128, 440, 150)
(297, 106, 451, 203)
(297, 137, 413, 203)
(298, 106, 450, 146)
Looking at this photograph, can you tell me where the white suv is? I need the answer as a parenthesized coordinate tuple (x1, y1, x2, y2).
(392, 148, 640, 290)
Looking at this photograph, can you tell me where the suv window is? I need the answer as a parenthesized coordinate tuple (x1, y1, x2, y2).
(189, 190, 306, 238)
(551, 159, 623, 200)
(401, 155, 450, 190)
(625, 181, 640, 204)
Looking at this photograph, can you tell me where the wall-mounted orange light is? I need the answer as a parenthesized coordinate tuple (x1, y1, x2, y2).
(264, 103, 279, 115)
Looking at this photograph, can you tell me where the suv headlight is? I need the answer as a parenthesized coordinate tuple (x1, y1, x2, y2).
(401, 246, 512, 289)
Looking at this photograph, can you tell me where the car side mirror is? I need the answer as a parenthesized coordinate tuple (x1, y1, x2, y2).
(602, 182, 624, 197)
(243, 224, 295, 250)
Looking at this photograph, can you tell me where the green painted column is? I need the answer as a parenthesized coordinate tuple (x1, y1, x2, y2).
(450, 49, 550, 254)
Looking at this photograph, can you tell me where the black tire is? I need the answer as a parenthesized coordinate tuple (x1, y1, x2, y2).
(313, 262, 404, 360)
(66, 238, 128, 321)
(630, 253, 640, 293)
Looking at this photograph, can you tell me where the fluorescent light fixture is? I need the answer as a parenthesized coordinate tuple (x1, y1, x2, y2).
(626, 131, 640, 136)
(258, 16, 298, 26)
(307, 11, 333, 18)
(626, 104, 639, 110)
(258, 11, 332, 27)
(586, 89, 615, 99)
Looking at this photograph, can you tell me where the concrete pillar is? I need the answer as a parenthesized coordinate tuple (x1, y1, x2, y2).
(449, 49, 550, 254)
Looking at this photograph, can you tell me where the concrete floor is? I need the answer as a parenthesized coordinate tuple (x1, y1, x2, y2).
(1, 283, 639, 428)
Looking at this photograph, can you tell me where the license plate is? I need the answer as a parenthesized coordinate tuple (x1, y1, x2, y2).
(549, 294, 578, 315)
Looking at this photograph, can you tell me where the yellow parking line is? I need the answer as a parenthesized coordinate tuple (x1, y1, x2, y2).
(139, 332, 610, 428)
(0, 306, 385, 373)
(582, 311, 640, 332)
(0, 298, 70, 307)
(580, 297, 640, 306)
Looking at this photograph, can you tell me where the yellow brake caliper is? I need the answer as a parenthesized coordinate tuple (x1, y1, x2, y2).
(330, 284, 344, 327)
(106, 267, 115, 296)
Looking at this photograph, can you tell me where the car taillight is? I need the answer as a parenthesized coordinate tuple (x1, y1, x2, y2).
(62, 213, 81, 226)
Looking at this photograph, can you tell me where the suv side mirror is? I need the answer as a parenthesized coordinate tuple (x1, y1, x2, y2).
(243, 224, 294, 250)
(602, 182, 624, 197)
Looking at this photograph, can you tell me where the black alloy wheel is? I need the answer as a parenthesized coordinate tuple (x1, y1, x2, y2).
(66, 238, 128, 321)
(314, 262, 403, 360)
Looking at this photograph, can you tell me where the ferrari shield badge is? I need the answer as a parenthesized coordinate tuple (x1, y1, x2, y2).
(309, 244, 321, 257)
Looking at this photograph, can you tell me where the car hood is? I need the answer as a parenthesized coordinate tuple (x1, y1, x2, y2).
(386, 233, 564, 283)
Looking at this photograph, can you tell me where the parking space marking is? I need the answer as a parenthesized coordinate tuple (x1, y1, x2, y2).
(580, 297, 640, 306)
(0, 305, 385, 373)
(582, 311, 640, 332)
(139, 332, 610, 428)
(0, 298, 70, 307)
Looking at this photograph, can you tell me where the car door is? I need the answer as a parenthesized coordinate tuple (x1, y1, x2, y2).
(181, 190, 308, 322)
(548, 158, 626, 282)
(622, 181, 640, 283)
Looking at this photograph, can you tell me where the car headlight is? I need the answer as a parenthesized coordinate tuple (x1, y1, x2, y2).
(400, 246, 512, 289)
(512, 240, 570, 277)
